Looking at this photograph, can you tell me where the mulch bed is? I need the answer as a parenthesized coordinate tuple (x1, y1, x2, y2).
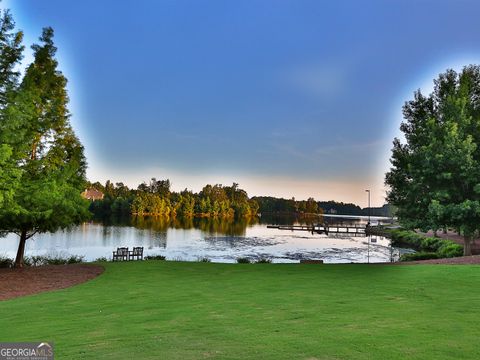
(0, 264, 104, 301)
(395, 255, 480, 265)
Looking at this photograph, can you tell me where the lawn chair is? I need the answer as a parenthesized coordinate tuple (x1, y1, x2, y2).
(112, 247, 129, 261)
(129, 247, 144, 261)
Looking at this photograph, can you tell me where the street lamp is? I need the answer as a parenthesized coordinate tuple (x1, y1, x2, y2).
(365, 189, 371, 224)
(365, 189, 371, 264)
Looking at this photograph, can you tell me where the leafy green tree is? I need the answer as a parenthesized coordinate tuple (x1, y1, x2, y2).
(0, 27, 89, 267)
(305, 197, 319, 214)
(0, 144, 19, 207)
(176, 189, 195, 217)
(386, 66, 480, 255)
(149, 177, 170, 198)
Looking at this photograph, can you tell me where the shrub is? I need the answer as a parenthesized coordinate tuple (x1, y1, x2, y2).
(171, 257, 185, 262)
(66, 255, 84, 264)
(236, 257, 251, 264)
(25, 256, 43, 266)
(388, 229, 463, 260)
(197, 256, 211, 263)
(420, 237, 444, 252)
(389, 229, 424, 249)
(24, 254, 84, 266)
(0, 254, 85, 267)
(0, 255, 13, 268)
(400, 252, 439, 261)
(144, 255, 166, 261)
(94, 257, 108, 262)
(437, 242, 463, 258)
(255, 258, 272, 264)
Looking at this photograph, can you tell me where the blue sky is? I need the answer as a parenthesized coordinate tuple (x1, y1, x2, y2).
(5, 0, 480, 205)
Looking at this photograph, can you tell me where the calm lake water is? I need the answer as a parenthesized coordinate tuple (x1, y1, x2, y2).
(1, 215, 400, 263)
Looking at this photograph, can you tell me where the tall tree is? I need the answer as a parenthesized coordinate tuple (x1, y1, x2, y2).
(386, 66, 480, 255)
(0, 27, 89, 267)
(0, 9, 23, 208)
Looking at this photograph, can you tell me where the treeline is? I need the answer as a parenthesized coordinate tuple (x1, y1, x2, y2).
(319, 201, 393, 217)
(88, 178, 392, 219)
(253, 197, 392, 217)
(252, 197, 321, 215)
(88, 179, 259, 218)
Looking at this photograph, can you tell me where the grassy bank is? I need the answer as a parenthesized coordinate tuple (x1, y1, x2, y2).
(1, 261, 480, 359)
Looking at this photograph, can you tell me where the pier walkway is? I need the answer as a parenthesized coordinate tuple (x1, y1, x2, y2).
(267, 224, 367, 236)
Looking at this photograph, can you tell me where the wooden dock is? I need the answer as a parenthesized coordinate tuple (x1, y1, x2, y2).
(267, 224, 367, 236)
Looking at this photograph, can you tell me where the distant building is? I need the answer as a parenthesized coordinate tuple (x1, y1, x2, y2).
(81, 188, 104, 201)
(329, 208, 337, 214)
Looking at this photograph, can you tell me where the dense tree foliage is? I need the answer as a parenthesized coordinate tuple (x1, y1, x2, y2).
(94, 184, 387, 218)
(0, 18, 89, 267)
(90, 183, 391, 220)
(386, 66, 480, 255)
(88, 179, 259, 219)
(0, 10, 22, 210)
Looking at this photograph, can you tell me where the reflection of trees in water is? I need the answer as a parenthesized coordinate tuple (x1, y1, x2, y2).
(130, 216, 168, 249)
(259, 214, 325, 226)
(93, 214, 367, 238)
(171, 217, 194, 229)
(92, 214, 133, 227)
(95, 215, 261, 236)
(130, 216, 259, 237)
(194, 217, 257, 236)
(131, 216, 170, 231)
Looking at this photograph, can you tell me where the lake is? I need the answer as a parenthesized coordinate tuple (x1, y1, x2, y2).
(1, 215, 401, 263)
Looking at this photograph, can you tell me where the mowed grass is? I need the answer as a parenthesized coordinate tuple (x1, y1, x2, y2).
(1, 262, 480, 359)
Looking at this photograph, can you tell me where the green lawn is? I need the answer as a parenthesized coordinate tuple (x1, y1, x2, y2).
(1, 261, 479, 359)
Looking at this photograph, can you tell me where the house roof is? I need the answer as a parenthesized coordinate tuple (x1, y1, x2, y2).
(82, 188, 104, 199)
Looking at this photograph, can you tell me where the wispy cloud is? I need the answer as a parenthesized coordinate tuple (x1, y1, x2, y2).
(284, 62, 350, 99)
(313, 139, 389, 156)
(266, 138, 389, 163)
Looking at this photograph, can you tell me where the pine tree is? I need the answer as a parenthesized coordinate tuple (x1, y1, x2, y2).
(0, 27, 89, 267)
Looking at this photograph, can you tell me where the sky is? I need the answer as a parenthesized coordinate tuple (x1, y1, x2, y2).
(4, 0, 480, 206)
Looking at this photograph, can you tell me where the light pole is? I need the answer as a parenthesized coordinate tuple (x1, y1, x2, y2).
(365, 189, 371, 263)
(365, 189, 371, 224)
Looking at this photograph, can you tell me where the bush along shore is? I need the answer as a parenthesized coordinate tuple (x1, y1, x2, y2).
(0, 254, 85, 268)
(369, 227, 463, 261)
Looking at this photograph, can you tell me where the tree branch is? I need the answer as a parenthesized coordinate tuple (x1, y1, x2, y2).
(25, 230, 38, 240)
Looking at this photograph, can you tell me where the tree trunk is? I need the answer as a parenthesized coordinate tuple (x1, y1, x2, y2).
(464, 236, 472, 256)
(14, 230, 28, 268)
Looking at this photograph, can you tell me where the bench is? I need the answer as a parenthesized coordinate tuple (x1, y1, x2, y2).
(300, 259, 324, 264)
(112, 246, 144, 261)
(112, 247, 129, 261)
(129, 247, 144, 261)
